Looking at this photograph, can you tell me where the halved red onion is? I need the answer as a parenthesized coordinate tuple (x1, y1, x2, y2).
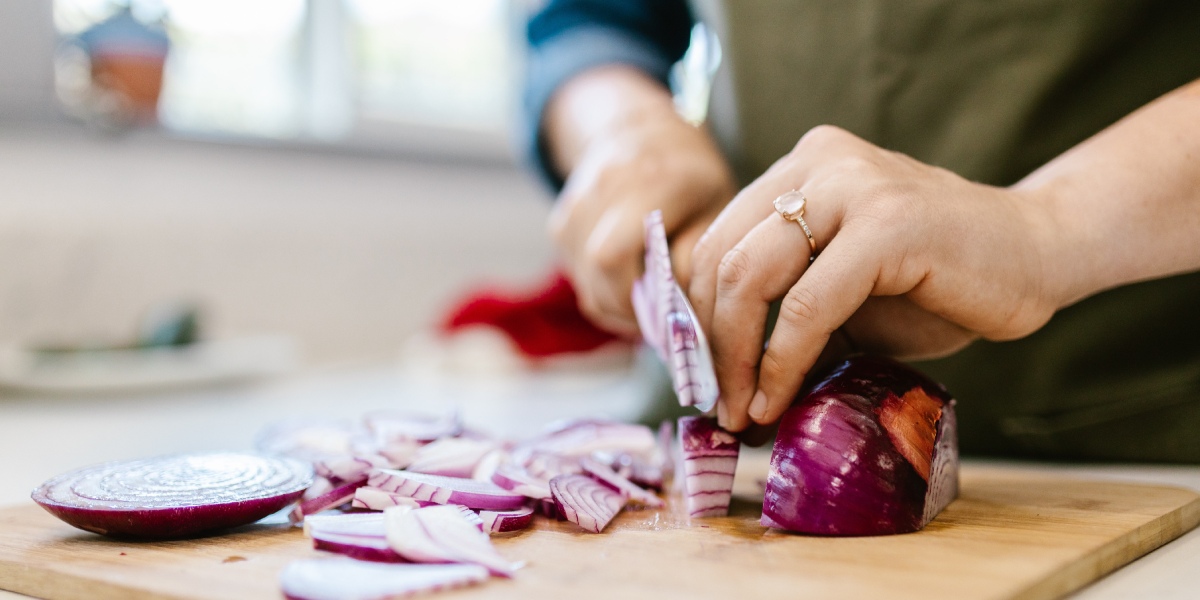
(677, 416, 739, 518)
(384, 505, 519, 577)
(364, 411, 462, 444)
(351, 487, 433, 511)
(280, 558, 487, 600)
(549, 474, 626, 533)
(312, 531, 405, 563)
(32, 452, 312, 539)
(762, 356, 959, 536)
(631, 210, 719, 412)
(478, 506, 535, 534)
(579, 458, 663, 508)
(368, 469, 526, 511)
(290, 477, 366, 523)
(407, 438, 498, 478)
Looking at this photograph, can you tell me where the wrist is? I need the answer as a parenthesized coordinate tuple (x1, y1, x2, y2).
(1010, 180, 1095, 312)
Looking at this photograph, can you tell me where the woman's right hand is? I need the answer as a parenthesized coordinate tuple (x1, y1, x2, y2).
(543, 66, 736, 336)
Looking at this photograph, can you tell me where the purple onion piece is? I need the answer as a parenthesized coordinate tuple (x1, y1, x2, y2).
(521, 419, 657, 459)
(32, 452, 312, 539)
(490, 463, 551, 500)
(633, 210, 720, 412)
(550, 474, 627, 533)
(280, 558, 487, 600)
(762, 356, 959, 536)
(579, 458, 663, 508)
(478, 506, 535, 534)
(384, 505, 519, 577)
(407, 438, 498, 479)
(312, 531, 406, 563)
(314, 455, 388, 482)
(367, 469, 526, 511)
(290, 478, 366, 523)
(364, 411, 462, 445)
(255, 419, 362, 462)
(351, 487, 435, 511)
(303, 512, 386, 538)
(677, 416, 739, 518)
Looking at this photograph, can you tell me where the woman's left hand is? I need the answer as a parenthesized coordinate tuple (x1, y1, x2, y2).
(684, 125, 1061, 432)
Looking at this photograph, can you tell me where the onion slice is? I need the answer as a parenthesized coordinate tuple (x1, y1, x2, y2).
(31, 452, 312, 539)
(478, 506, 535, 534)
(631, 210, 719, 412)
(677, 416, 739, 518)
(290, 478, 366, 523)
(368, 470, 526, 511)
(522, 419, 656, 459)
(762, 356, 959, 535)
(384, 505, 519, 577)
(550, 474, 626, 533)
(579, 458, 663, 508)
(407, 438, 498, 478)
(280, 558, 487, 600)
(351, 487, 434, 511)
(311, 531, 406, 563)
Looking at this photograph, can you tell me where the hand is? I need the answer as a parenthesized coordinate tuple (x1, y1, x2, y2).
(544, 68, 735, 336)
(688, 125, 1059, 432)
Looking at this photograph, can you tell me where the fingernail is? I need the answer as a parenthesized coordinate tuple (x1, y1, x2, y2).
(717, 401, 728, 428)
(748, 390, 768, 421)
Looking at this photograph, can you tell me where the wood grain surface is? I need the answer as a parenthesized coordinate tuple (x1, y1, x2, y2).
(1, 459, 1198, 600)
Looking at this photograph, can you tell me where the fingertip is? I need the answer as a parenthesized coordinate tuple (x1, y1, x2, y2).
(747, 390, 768, 422)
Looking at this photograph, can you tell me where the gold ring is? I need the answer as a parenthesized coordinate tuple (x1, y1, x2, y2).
(773, 189, 817, 262)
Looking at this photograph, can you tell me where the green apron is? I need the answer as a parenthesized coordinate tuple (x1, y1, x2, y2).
(695, 0, 1200, 461)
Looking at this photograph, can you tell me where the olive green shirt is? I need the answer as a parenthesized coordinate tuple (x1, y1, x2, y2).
(699, 0, 1200, 461)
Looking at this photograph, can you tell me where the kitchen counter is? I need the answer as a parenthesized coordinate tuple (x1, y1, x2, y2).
(1, 365, 1198, 599)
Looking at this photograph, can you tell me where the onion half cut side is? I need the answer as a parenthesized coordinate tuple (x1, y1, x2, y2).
(677, 416, 739, 518)
(280, 558, 487, 600)
(762, 356, 959, 536)
(32, 452, 312, 539)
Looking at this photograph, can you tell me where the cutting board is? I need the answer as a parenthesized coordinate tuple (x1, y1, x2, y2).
(2, 458, 1198, 600)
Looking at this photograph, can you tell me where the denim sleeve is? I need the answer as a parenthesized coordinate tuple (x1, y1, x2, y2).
(521, 0, 694, 190)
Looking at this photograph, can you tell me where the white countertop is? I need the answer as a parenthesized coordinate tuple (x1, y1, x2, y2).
(1, 365, 1197, 599)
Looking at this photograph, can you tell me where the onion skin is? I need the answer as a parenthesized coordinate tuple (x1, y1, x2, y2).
(762, 356, 959, 536)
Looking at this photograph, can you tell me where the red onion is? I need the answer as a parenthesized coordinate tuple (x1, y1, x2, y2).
(478, 506, 535, 534)
(280, 558, 487, 600)
(490, 463, 552, 500)
(521, 419, 656, 459)
(312, 531, 405, 563)
(549, 474, 626, 533)
(255, 419, 362, 462)
(314, 455, 388, 482)
(364, 411, 462, 444)
(303, 512, 386, 538)
(32, 452, 312, 539)
(351, 487, 434, 511)
(367, 469, 526, 511)
(631, 210, 719, 412)
(762, 356, 959, 536)
(677, 416, 739, 518)
(407, 438, 498, 478)
(384, 505, 519, 577)
(579, 458, 663, 508)
(289, 477, 366, 523)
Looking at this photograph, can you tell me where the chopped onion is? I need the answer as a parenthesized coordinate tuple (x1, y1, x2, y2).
(255, 419, 362, 462)
(351, 487, 433, 511)
(550, 474, 626, 533)
(384, 505, 519, 577)
(631, 210, 719, 412)
(364, 411, 462, 444)
(522, 419, 656, 459)
(290, 478, 366, 523)
(32, 452, 312, 539)
(407, 438, 498, 478)
(368, 469, 526, 511)
(490, 463, 552, 500)
(311, 531, 406, 563)
(762, 356, 959, 536)
(314, 455, 388, 482)
(677, 416, 739, 518)
(478, 506, 535, 534)
(303, 512, 386, 538)
(280, 558, 487, 600)
(579, 458, 663, 508)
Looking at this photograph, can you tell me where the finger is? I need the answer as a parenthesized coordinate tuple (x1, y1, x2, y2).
(708, 211, 827, 431)
(842, 296, 975, 360)
(751, 229, 880, 426)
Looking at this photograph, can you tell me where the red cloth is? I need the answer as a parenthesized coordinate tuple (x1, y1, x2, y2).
(439, 272, 624, 358)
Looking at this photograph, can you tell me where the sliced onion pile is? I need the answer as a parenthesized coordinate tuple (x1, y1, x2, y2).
(763, 356, 959, 535)
(31, 452, 312, 539)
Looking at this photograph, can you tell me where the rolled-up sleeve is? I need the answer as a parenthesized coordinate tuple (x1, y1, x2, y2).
(522, 0, 694, 190)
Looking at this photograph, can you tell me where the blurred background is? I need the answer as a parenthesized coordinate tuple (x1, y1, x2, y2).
(0, 0, 561, 370)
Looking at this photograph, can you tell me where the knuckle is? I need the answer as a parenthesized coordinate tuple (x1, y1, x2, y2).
(716, 247, 754, 294)
(794, 124, 847, 152)
(779, 286, 823, 329)
(582, 237, 628, 278)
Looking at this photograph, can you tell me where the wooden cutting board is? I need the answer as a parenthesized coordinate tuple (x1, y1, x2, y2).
(1, 459, 1198, 600)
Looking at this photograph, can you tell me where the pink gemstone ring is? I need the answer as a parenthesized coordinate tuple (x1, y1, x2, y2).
(773, 190, 817, 262)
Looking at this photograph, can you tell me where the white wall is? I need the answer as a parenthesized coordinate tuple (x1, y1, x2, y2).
(0, 1, 58, 121)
